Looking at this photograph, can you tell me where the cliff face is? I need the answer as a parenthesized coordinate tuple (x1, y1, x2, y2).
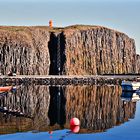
(136, 54, 140, 73)
(0, 27, 50, 75)
(0, 25, 138, 75)
(63, 26, 137, 75)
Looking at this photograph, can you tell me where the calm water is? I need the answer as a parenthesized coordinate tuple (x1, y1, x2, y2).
(0, 84, 140, 140)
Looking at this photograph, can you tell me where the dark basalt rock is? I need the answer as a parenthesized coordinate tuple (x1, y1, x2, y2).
(136, 54, 140, 73)
(0, 25, 139, 75)
(0, 27, 50, 75)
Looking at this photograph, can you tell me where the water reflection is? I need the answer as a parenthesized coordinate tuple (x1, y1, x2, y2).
(65, 85, 136, 132)
(0, 84, 137, 135)
(48, 86, 66, 127)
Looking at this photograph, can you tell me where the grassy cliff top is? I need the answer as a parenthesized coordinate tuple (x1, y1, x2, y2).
(0, 25, 126, 32)
(0, 25, 132, 39)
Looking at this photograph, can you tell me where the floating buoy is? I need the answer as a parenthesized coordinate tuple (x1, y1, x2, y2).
(70, 125, 80, 133)
(49, 131, 53, 134)
(70, 118, 80, 133)
(70, 118, 80, 126)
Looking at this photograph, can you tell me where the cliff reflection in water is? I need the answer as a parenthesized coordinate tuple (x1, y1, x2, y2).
(48, 86, 66, 127)
(0, 85, 136, 134)
(65, 85, 136, 132)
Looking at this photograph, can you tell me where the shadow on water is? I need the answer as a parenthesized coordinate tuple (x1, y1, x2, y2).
(48, 86, 66, 127)
(0, 84, 138, 135)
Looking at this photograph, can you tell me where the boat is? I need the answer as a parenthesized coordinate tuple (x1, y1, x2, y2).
(121, 92, 140, 102)
(121, 81, 140, 92)
(0, 86, 13, 93)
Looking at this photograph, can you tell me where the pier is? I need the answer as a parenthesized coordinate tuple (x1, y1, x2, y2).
(0, 75, 139, 85)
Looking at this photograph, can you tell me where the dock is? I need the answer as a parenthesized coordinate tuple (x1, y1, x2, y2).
(0, 75, 139, 85)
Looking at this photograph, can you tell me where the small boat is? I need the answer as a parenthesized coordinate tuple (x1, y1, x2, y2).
(121, 81, 140, 92)
(0, 86, 13, 93)
(121, 92, 140, 102)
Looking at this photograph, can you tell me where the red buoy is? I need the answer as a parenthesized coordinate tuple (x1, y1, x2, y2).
(70, 125, 80, 133)
(49, 131, 53, 134)
(70, 118, 80, 126)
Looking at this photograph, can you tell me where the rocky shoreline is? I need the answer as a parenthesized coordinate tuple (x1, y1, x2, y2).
(0, 75, 139, 85)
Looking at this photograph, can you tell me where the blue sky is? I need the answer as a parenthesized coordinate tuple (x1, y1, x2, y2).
(0, 0, 140, 54)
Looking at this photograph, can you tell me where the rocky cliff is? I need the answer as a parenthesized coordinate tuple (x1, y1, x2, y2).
(63, 26, 137, 75)
(0, 85, 50, 131)
(0, 27, 50, 75)
(0, 25, 139, 75)
(136, 54, 140, 73)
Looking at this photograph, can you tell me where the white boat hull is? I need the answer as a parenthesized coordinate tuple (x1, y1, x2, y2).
(121, 81, 140, 92)
(121, 92, 140, 102)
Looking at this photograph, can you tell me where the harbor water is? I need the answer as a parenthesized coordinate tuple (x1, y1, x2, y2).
(0, 84, 140, 140)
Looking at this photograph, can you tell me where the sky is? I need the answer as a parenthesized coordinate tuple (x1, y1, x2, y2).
(0, 0, 140, 54)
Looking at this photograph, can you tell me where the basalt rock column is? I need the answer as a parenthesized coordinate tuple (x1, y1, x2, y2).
(0, 25, 138, 75)
(0, 27, 50, 75)
(136, 54, 140, 74)
(63, 26, 137, 75)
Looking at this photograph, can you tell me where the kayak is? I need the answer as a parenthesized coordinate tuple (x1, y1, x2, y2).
(0, 86, 13, 93)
